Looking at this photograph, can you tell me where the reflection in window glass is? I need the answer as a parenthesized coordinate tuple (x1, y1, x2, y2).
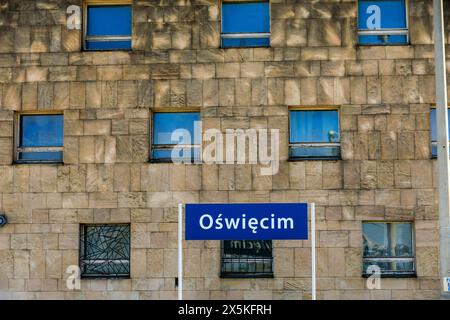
(18, 114, 64, 162)
(221, 2, 270, 48)
(85, 5, 132, 50)
(430, 108, 450, 158)
(362, 222, 415, 276)
(221, 240, 273, 278)
(152, 112, 201, 162)
(289, 110, 340, 159)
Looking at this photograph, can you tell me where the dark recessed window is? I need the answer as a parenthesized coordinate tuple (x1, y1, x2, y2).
(16, 114, 64, 163)
(221, 240, 273, 278)
(289, 109, 340, 160)
(80, 224, 130, 279)
(363, 222, 415, 277)
(430, 108, 450, 158)
(84, 4, 132, 50)
(358, 0, 408, 45)
(221, 1, 270, 48)
(151, 112, 201, 163)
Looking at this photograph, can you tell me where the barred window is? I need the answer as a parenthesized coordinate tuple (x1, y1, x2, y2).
(363, 222, 416, 277)
(357, 0, 409, 45)
(80, 224, 130, 278)
(221, 240, 273, 278)
(84, 1, 132, 51)
(221, 1, 270, 48)
(15, 113, 64, 163)
(289, 109, 340, 160)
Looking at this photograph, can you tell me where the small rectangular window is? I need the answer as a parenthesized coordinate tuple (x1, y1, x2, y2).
(221, 240, 273, 278)
(151, 112, 201, 163)
(363, 222, 415, 277)
(221, 1, 270, 48)
(15, 114, 64, 163)
(357, 0, 408, 45)
(84, 3, 132, 50)
(430, 108, 450, 158)
(80, 224, 130, 278)
(289, 109, 340, 160)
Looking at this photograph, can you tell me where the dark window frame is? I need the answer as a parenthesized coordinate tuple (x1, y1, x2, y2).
(79, 224, 131, 279)
(288, 108, 341, 161)
(356, 0, 410, 46)
(220, 0, 271, 49)
(220, 240, 274, 278)
(14, 112, 64, 164)
(83, 1, 133, 51)
(150, 110, 201, 164)
(362, 221, 416, 278)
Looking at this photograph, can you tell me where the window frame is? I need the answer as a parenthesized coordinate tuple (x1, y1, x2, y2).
(356, 0, 410, 46)
(430, 106, 450, 159)
(220, 0, 271, 49)
(83, 0, 133, 51)
(362, 221, 416, 278)
(14, 111, 64, 164)
(288, 106, 341, 161)
(220, 240, 274, 278)
(150, 109, 202, 164)
(79, 223, 131, 279)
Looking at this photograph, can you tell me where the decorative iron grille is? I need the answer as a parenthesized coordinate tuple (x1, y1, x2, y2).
(221, 240, 273, 278)
(80, 224, 130, 278)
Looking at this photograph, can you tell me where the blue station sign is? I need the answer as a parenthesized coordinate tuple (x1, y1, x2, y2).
(185, 203, 308, 240)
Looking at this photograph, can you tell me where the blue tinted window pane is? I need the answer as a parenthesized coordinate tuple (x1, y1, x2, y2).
(289, 146, 340, 159)
(153, 112, 200, 145)
(86, 41, 132, 50)
(152, 148, 200, 162)
(222, 2, 270, 34)
(19, 151, 63, 162)
(20, 115, 63, 148)
(358, 35, 407, 45)
(358, 0, 407, 30)
(87, 6, 131, 37)
(289, 110, 339, 143)
(222, 38, 270, 48)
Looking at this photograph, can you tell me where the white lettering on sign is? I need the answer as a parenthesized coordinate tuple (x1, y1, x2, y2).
(366, 5, 381, 30)
(199, 213, 294, 234)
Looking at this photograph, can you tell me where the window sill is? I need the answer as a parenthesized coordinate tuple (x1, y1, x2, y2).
(362, 273, 416, 279)
(13, 161, 64, 165)
(83, 49, 133, 52)
(356, 43, 410, 47)
(221, 46, 271, 49)
(288, 157, 341, 162)
(80, 275, 130, 280)
(220, 273, 274, 279)
(149, 159, 201, 165)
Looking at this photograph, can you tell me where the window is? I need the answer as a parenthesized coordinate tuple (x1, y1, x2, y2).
(362, 222, 415, 277)
(15, 114, 64, 163)
(84, 1, 132, 50)
(221, 1, 270, 48)
(430, 108, 450, 158)
(221, 240, 273, 278)
(358, 0, 408, 45)
(289, 109, 340, 160)
(151, 112, 201, 163)
(80, 224, 130, 278)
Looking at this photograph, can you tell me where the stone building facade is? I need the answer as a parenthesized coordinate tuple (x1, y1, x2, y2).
(0, 0, 447, 299)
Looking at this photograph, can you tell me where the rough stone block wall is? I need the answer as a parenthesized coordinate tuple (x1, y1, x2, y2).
(0, 0, 448, 299)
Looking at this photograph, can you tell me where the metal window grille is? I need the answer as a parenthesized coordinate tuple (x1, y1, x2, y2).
(221, 240, 273, 278)
(80, 224, 130, 278)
